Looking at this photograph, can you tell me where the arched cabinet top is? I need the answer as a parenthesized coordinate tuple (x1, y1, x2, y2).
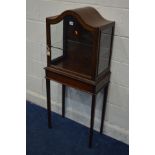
(46, 7, 114, 31)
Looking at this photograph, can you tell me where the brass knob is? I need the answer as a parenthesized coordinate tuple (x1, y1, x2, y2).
(74, 30, 79, 36)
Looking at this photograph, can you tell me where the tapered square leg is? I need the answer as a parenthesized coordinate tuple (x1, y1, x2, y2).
(46, 79, 52, 128)
(88, 94, 96, 148)
(62, 84, 66, 117)
(100, 84, 109, 134)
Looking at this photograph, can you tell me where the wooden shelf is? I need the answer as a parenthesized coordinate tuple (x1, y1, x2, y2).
(45, 7, 115, 148)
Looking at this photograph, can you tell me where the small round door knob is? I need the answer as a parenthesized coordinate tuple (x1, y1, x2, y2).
(74, 30, 79, 36)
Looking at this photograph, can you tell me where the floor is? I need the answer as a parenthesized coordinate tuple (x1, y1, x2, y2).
(26, 101, 129, 155)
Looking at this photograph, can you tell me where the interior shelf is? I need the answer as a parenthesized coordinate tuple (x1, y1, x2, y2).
(51, 57, 93, 79)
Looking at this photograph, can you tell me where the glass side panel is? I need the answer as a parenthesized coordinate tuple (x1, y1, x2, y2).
(49, 16, 94, 79)
(98, 28, 112, 75)
(50, 21, 63, 60)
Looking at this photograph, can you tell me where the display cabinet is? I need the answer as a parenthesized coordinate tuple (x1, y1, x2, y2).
(44, 7, 115, 148)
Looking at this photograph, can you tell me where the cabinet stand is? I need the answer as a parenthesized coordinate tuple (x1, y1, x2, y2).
(45, 78, 109, 148)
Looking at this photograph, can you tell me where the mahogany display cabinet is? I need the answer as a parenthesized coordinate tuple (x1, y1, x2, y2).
(44, 7, 115, 148)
